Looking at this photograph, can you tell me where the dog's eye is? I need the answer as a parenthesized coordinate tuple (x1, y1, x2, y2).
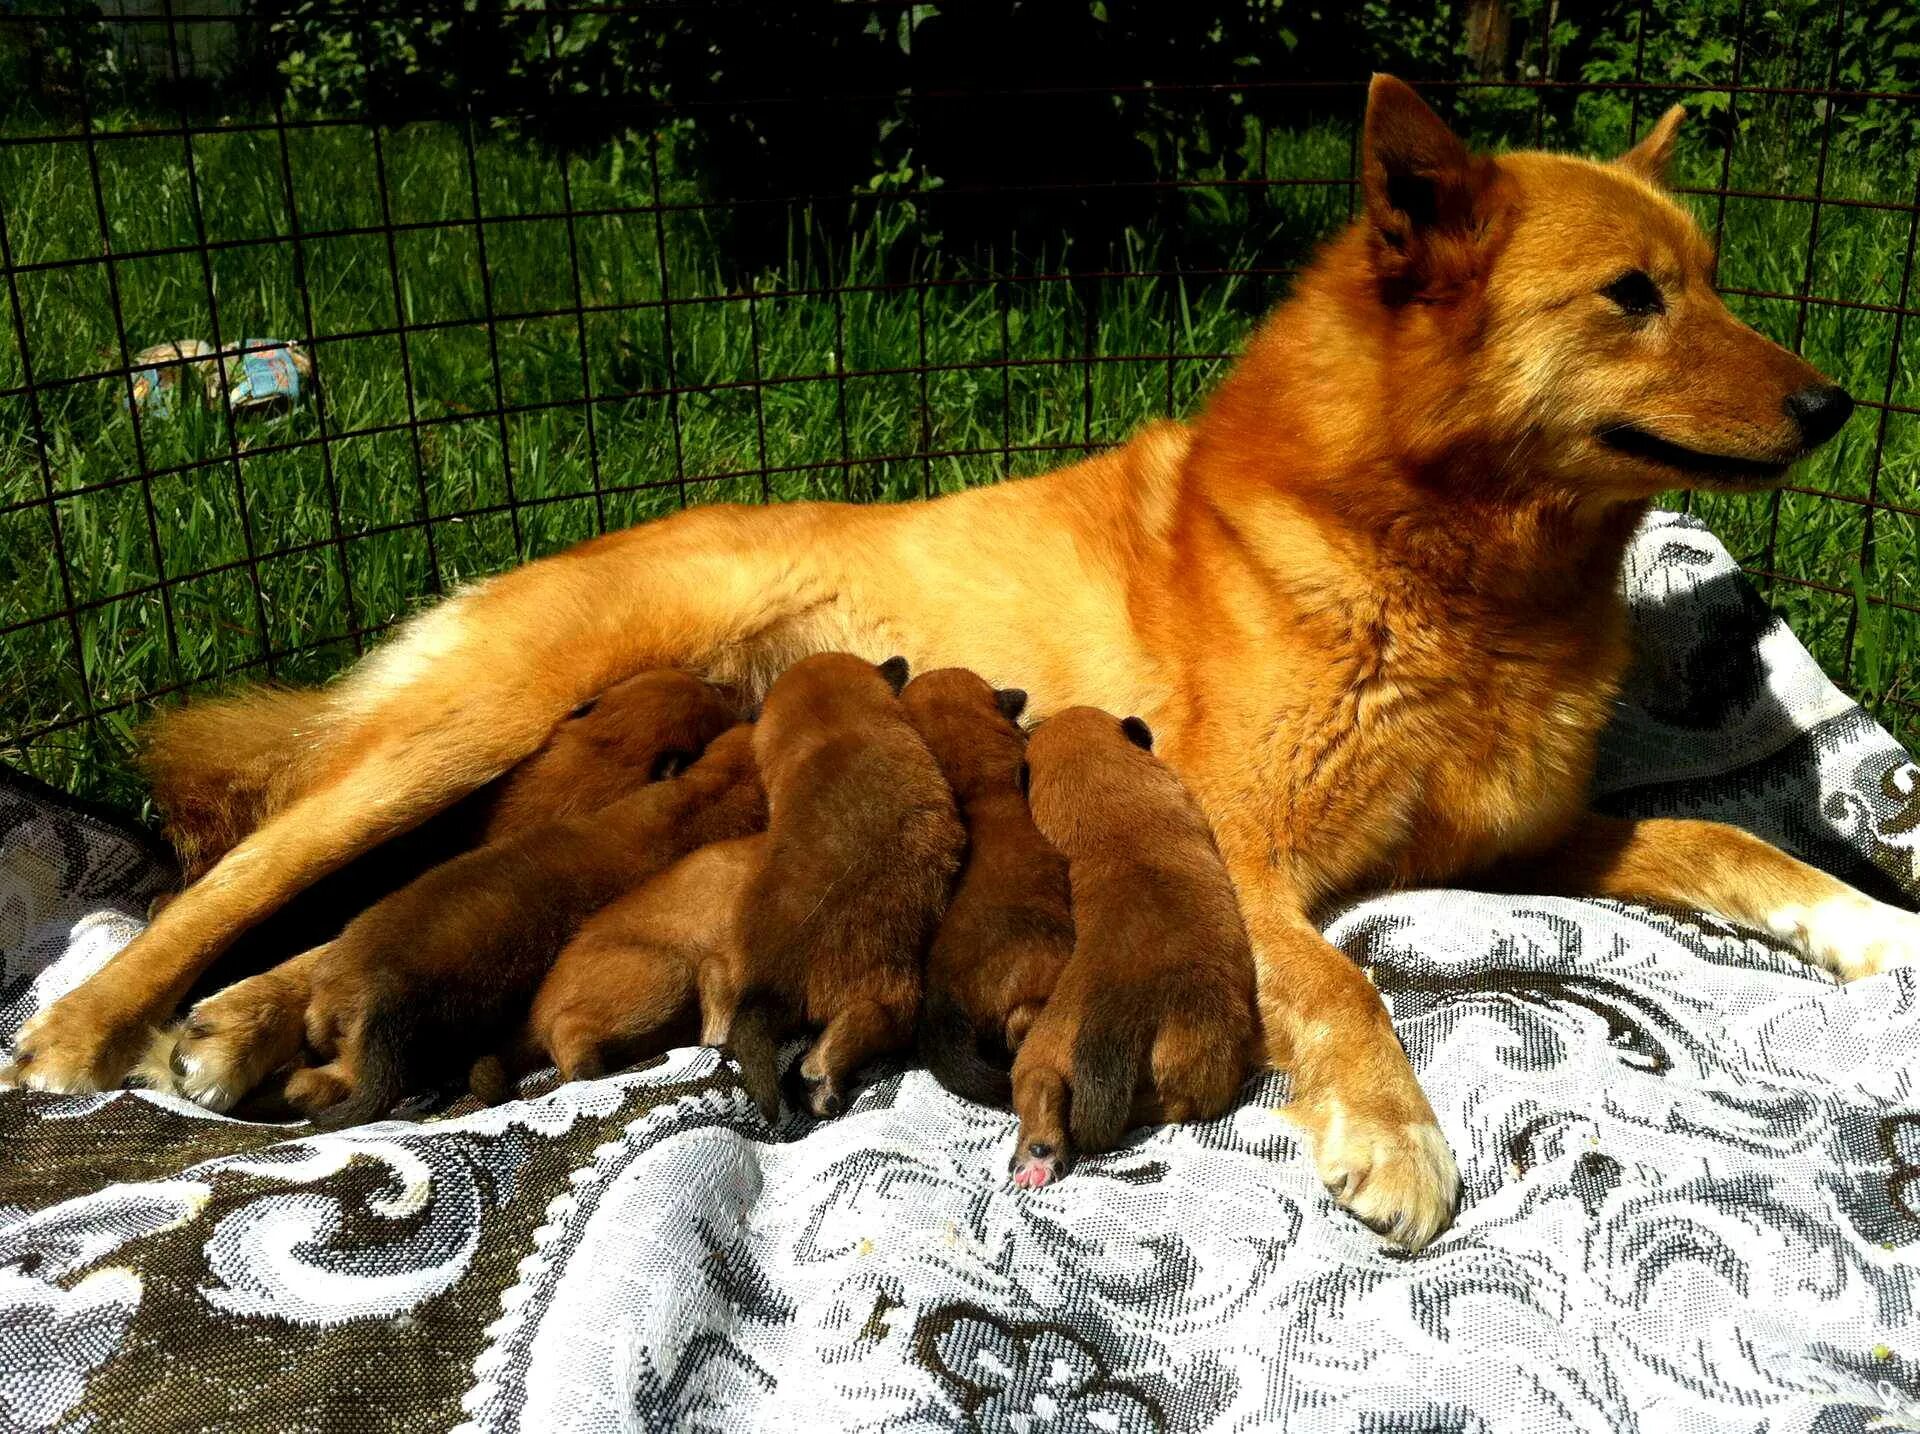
(1601, 269, 1665, 317)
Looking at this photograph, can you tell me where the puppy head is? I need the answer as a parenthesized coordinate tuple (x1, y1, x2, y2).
(753, 651, 907, 771)
(900, 666, 1029, 795)
(1023, 706, 1182, 855)
(502, 669, 739, 825)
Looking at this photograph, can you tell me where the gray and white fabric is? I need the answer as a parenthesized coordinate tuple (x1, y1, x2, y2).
(1, 511, 1916, 1433)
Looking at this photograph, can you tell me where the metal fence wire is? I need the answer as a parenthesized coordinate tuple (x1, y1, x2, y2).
(1, 1, 1916, 806)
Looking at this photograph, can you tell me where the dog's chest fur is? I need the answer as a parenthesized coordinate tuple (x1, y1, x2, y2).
(1168, 554, 1631, 909)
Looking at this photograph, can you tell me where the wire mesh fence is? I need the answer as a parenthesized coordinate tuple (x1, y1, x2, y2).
(1, 0, 1916, 807)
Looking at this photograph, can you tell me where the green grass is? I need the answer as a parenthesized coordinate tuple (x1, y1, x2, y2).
(1, 108, 1915, 810)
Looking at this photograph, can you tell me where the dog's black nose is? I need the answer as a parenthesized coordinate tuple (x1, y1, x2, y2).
(1784, 384, 1854, 447)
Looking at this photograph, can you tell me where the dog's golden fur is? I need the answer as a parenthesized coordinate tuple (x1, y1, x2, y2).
(1008, 708, 1258, 1188)
(901, 668, 1073, 1106)
(710, 653, 965, 1120)
(14, 77, 1918, 1249)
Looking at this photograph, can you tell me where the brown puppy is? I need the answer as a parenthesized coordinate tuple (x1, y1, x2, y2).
(470, 833, 765, 1103)
(165, 723, 766, 1119)
(1008, 707, 1257, 1188)
(711, 653, 964, 1121)
(150, 669, 741, 1003)
(900, 668, 1073, 1106)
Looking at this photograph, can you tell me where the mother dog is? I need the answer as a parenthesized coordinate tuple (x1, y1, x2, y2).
(10, 77, 1915, 1250)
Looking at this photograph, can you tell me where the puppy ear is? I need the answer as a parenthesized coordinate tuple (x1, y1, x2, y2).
(1015, 760, 1031, 799)
(1120, 716, 1153, 752)
(995, 687, 1028, 722)
(650, 748, 695, 781)
(878, 656, 910, 694)
(1618, 103, 1685, 187)
(1361, 74, 1494, 287)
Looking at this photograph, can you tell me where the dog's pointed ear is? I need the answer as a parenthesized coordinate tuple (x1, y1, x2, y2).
(878, 656, 910, 694)
(995, 687, 1028, 722)
(1618, 104, 1685, 186)
(1361, 75, 1489, 271)
(1120, 716, 1153, 752)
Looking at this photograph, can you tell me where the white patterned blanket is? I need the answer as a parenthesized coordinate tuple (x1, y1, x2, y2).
(2, 512, 1917, 1433)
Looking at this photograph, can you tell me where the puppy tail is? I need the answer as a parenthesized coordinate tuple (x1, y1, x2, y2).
(1067, 989, 1152, 1155)
(726, 992, 785, 1122)
(468, 1026, 541, 1106)
(310, 1001, 412, 1131)
(919, 991, 1012, 1108)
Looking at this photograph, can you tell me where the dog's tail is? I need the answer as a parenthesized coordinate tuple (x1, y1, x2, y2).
(725, 991, 785, 1122)
(310, 999, 413, 1131)
(1067, 987, 1153, 1155)
(137, 686, 337, 880)
(919, 990, 1012, 1108)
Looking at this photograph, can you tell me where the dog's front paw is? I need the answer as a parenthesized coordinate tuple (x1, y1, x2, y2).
(167, 976, 310, 1112)
(1770, 895, 1920, 982)
(2, 990, 155, 1093)
(1294, 1094, 1462, 1252)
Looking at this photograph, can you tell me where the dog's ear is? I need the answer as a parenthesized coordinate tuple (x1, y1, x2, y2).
(995, 687, 1028, 722)
(1120, 716, 1153, 752)
(878, 656, 910, 694)
(1361, 75, 1493, 283)
(650, 748, 695, 781)
(1618, 104, 1685, 187)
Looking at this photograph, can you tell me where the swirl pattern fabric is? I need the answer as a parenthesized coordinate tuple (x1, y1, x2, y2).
(1, 512, 1916, 1434)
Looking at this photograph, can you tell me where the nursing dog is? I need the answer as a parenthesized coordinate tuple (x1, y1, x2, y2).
(18, 78, 1915, 1250)
(469, 834, 765, 1103)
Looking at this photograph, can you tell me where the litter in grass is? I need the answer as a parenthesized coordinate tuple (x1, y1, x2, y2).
(122, 338, 314, 418)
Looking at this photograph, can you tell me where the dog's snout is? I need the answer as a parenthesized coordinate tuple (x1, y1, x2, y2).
(1784, 384, 1854, 448)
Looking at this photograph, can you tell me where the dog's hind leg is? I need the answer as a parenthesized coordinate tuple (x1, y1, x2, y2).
(1008, 1055, 1072, 1189)
(797, 996, 916, 1118)
(153, 945, 328, 1112)
(1504, 813, 1920, 981)
(6, 503, 867, 1093)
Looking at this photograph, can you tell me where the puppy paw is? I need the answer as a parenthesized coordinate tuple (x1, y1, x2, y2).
(1770, 896, 1920, 982)
(1008, 1140, 1070, 1190)
(1295, 1096, 1461, 1252)
(803, 1075, 846, 1119)
(167, 980, 308, 1113)
(284, 1064, 353, 1118)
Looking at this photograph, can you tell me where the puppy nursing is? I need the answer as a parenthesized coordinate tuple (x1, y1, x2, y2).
(149, 654, 1261, 1187)
(168, 720, 764, 1118)
(901, 669, 1073, 1106)
(1010, 709, 1258, 1188)
(714, 653, 966, 1120)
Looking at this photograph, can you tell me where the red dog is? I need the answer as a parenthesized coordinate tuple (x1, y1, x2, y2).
(12, 78, 1911, 1252)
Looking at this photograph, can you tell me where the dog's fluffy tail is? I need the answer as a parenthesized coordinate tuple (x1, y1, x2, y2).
(919, 990, 1012, 1108)
(1067, 987, 1153, 1155)
(726, 991, 785, 1121)
(137, 686, 336, 880)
